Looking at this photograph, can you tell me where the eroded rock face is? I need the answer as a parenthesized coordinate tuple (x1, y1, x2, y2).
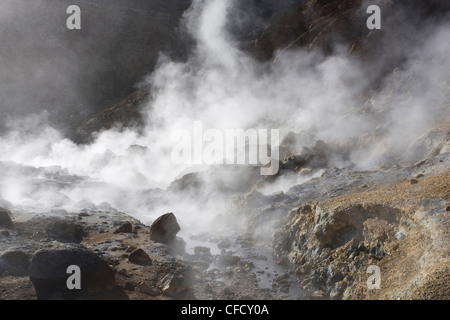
(313, 204, 401, 249)
(273, 203, 406, 298)
(150, 213, 181, 244)
(29, 248, 126, 300)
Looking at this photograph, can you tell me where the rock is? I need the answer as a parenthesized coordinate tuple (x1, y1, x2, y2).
(29, 248, 126, 300)
(0, 208, 14, 228)
(114, 222, 133, 234)
(157, 272, 187, 298)
(170, 236, 187, 255)
(138, 282, 159, 296)
(124, 282, 135, 291)
(217, 254, 241, 267)
(1, 250, 31, 276)
(357, 243, 368, 253)
(217, 238, 232, 249)
(395, 232, 406, 240)
(194, 246, 211, 258)
(46, 221, 86, 243)
(446, 206, 450, 212)
(149, 213, 181, 244)
(311, 290, 328, 299)
(330, 283, 344, 300)
(410, 179, 419, 185)
(0, 230, 10, 237)
(128, 248, 152, 266)
(274, 273, 289, 282)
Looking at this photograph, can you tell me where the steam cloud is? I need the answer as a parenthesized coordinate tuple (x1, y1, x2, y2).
(0, 0, 449, 235)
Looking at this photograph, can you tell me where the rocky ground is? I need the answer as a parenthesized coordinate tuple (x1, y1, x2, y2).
(0, 207, 275, 300)
(0, 117, 448, 300)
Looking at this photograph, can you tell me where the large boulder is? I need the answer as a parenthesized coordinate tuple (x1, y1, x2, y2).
(29, 248, 126, 300)
(0, 250, 31, 276)
(149, 213, 181, 244)
(0, 208, 13, 228)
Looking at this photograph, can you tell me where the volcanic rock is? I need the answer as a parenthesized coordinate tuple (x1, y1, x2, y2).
(149, 213, 181, 244)
(138, 282, 159, 296)
(157, 272, 187, 298)
(46, 221, 86, 243)
(128, 248, 152, 266)
(1, 250, 31, 276)
(115, 221, 133, 234)
(0, 208, 13, 228)
(29, 248, 126, 300)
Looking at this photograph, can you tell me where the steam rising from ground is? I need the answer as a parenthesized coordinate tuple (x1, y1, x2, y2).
(0, 0, 449, 233)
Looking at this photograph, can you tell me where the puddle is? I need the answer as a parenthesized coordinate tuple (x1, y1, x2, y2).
(183, 231, 306, 300)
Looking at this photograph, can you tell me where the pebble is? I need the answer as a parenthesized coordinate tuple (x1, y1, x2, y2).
(395, 232, 406, 240)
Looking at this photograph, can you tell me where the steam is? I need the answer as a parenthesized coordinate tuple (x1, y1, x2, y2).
(0, 0, 449, 236)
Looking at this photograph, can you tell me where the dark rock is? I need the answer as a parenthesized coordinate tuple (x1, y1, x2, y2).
(114, 222, 133, 234)
(1, 250, 31, 276)
(357, 243, 368, 253)
(128, 249, 152, 266)
(0, 230, 11, 237)
(149, 213, 181, 244)
(124, 282, 135, 291)
(194, 246, 211, 256)
(157, 272, 187, 298)
(78, 212, 90, 218)
(0, 208, 13, 228)
(46, 221, 86, 243)
(138, 282, 159, 296)
(217, 238, 232, 249)
(217, 255, 241, 267)
(410, 179, 419, 185)
(194, 246, 212, 262)
(29, 248, 127, 300)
